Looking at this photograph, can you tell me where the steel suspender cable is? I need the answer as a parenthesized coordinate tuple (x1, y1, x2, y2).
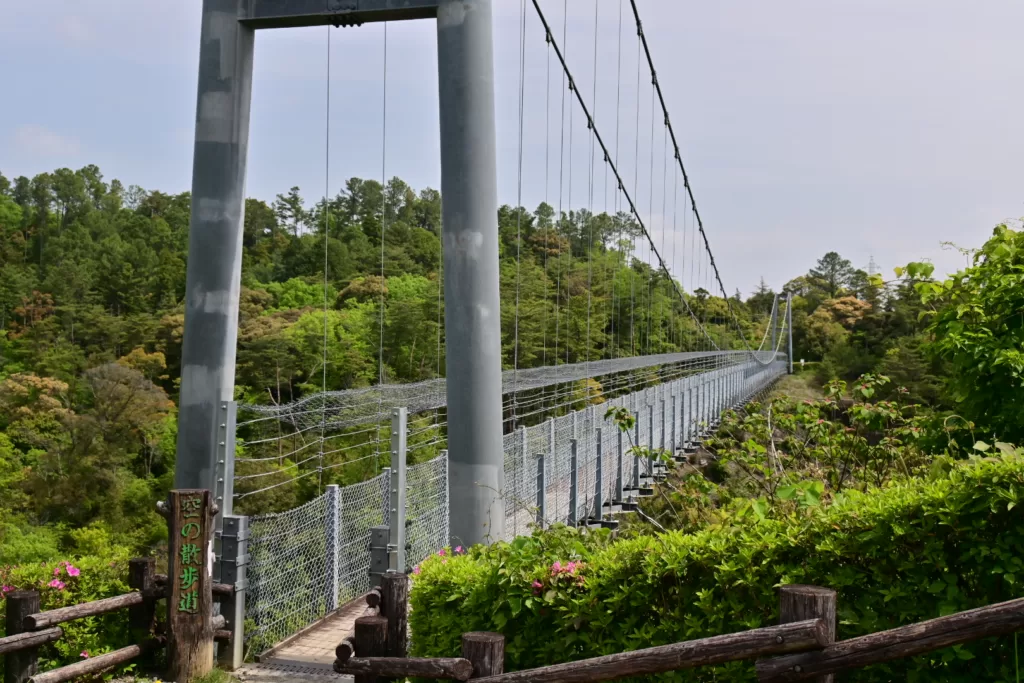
(374, 22, 389, 474)
(625, 0, 768, 359)
(512, 0, 527, 425)
(530, 0, 716, 351)
(319, 25, 333, 494)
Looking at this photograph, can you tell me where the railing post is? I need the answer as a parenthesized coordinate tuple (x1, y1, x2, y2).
(659, 398, 667, 454)
(382, 573, 409, 658)
(217, 515, 249, 670)
(569, 439, 579, 526)
(670, 393, 677, 456)
(779, 585, 837, 683)
(684, 382, 691, 446)
(353, 616, 388, 683)
(368, 526, 390, 587)
(5, 590, 40, 683)
(389, 407, 408, 573)
(632, 406, 641, 488)
(594, 427, 604, 523)
(128, 557, 156, 641)
(167, 489, 214, 683)
(615, 428, 624, 502)
(536, 453, 546, 527)
(462, 633, 505, 678)
(325, 485, 340, 613)
(647, 404, 655, 476)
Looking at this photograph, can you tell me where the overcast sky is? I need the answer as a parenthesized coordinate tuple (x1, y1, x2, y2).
(1, 1, 1022, 295)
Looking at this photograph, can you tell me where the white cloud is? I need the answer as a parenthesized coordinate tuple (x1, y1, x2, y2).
(13, 124, 82, 158)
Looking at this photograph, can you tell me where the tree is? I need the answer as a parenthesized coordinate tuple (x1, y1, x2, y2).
(914, 224, 1024, 441)
(273, 186, 308, 236)
(809, 251, 854, 298)
(746, 277, 775, 316)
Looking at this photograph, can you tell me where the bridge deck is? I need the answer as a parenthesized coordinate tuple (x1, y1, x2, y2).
(239, 597, 365, 681)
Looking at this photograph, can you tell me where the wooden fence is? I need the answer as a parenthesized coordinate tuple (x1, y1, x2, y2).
(336, 577, 1024, 683)
(0, 489, 242, 683)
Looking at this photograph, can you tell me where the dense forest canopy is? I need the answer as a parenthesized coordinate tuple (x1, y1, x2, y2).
(0, 164, 1019, 562)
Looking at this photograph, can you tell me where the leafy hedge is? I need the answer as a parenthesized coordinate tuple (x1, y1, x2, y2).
(410, 452, 1024, 682)
(0, 550, 158, 677)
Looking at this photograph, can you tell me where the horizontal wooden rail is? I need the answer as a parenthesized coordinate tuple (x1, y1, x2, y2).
(25, 592, 144, 630)
(471, 619, 828, 683)
(335, 656, 475, 680)
(154, 574, 233, 596)
(0, 628, 62, 656)
(27, 641, 156, 683)
(756, 596, 1024, 681)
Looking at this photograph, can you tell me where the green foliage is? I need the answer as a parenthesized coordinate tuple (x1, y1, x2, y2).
(0, 550, 146, 674)
(411, 451, 1024, 681)
(908, 224, 1024, 442)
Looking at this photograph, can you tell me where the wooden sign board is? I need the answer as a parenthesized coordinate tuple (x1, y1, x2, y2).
(167, 489, 214, 681)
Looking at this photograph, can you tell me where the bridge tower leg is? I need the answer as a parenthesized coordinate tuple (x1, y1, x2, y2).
(787, 293, 794, 374)
(437, 0, 505, 546)
(176, 0, 253, 513)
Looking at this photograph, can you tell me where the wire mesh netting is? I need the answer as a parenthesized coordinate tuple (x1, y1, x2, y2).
(241, 354, 787, 652)
(406, 455, 450, 568)
(245, 492, 332, 654)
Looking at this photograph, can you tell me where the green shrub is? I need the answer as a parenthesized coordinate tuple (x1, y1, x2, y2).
(0, 549, 156, 677)
(411, 452, 1024, 681)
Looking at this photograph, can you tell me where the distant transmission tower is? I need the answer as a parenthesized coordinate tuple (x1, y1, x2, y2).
(866, 255, 879, 277)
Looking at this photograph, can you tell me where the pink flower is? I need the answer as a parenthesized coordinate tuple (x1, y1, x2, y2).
(1, 585, 13, 593)
(566, 562, 577, 573)
(412, 566, 421, 575)
(532, 580, 542, 589)
(438, 549, 446, 557)
(80, 651, 89, 659)
(53, 567, 61, 577)
(48, 579, 65, 590)
(66, 566, 80, 577)
(551, 561, 562, 574)
(455, 546, 463, 554)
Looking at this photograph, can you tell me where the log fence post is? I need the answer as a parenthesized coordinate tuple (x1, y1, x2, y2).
(5, 590, 40, 683)
(779, 585, 837, 683)
(462, 632, 504, 678)
(127, 558, 156, 669)
(381, 573, 408, 659)
(354, 616, 388, 683)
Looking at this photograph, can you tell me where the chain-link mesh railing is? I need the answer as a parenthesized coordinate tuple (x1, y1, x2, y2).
(501, 358, 787, 540)
(242, 355, 787, 652)
(245, 492, 332, 655)
(338, 472, 391, 602)
(406, 454, 450, 568)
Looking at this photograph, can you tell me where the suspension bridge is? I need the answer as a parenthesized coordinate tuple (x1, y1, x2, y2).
(172, 0, 793, 674)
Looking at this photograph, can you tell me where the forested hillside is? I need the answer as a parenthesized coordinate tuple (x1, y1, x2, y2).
(0, 164, 1017, 563)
